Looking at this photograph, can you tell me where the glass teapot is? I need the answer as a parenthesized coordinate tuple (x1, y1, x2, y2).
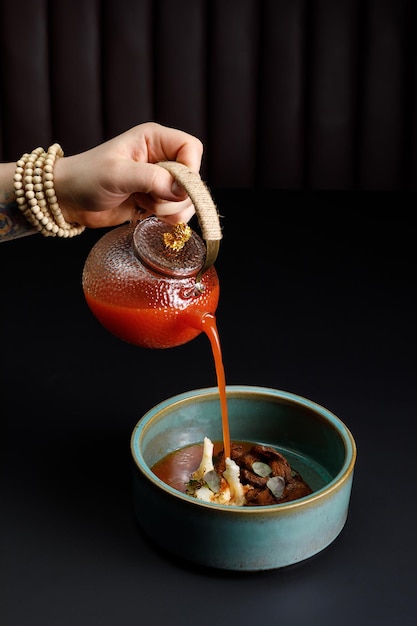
(82, 161, 222, 349)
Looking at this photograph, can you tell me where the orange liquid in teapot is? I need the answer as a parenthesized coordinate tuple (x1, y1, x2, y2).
(83, 266, 219, 350)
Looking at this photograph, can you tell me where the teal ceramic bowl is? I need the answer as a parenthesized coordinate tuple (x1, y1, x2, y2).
(130, 386, 356, 571)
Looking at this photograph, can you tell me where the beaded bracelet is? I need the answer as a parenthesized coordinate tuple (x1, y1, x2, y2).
(13, 144, 85, 238)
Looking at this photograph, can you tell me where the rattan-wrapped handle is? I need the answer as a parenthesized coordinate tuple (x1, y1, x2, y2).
(157, 161, 222, 279)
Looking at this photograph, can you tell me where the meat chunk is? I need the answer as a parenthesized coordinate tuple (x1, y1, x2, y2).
(233, 443, 312, 505)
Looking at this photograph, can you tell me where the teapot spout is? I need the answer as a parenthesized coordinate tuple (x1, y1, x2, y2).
(183, 310, 215, 331)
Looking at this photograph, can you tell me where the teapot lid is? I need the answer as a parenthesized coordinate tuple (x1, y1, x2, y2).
(132, 217, 206, 278)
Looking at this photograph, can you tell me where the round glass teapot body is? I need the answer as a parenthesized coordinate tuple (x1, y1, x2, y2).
(82, 218, 220, 349)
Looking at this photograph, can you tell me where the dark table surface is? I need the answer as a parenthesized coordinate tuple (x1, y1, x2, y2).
(1, 190, 416, 626)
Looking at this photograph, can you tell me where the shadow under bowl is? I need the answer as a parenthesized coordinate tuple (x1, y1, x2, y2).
(130, 386, 356, 571)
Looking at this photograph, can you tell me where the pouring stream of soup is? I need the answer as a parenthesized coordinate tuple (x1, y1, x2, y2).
(199, 313, 230, 460)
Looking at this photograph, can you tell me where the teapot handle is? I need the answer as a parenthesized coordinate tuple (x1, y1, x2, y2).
(157, 161, 222, 281)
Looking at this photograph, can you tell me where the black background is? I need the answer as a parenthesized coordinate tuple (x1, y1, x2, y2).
(1, 190, 416, 625)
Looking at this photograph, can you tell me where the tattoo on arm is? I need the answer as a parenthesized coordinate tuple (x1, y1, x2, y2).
(0, 200, 36, 241)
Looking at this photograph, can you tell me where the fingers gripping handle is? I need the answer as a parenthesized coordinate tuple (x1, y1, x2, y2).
(157, 161, 222, 280)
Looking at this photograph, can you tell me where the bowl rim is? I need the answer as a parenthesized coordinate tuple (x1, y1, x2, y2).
(130, 385, 357, 513)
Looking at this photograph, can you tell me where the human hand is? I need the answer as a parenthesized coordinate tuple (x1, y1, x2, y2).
(54, 122, 203, 229)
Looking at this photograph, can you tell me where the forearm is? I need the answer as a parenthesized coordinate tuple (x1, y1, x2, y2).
(0, 162, 36, 241)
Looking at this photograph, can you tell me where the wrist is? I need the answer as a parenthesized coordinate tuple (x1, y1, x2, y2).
(53, 155, 77, 220)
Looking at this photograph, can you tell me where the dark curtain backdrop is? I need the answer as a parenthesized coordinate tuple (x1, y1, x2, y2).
(1, 0, 417, 189)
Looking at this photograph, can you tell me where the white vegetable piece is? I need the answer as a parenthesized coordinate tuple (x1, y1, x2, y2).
(222, 458, 247, 506)
(191, 437, 215, 481)
(194, 485, 215, 502)
(196, 483, 232, 505)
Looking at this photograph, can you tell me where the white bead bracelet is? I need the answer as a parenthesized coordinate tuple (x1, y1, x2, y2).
(14, 144, 85, 238)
